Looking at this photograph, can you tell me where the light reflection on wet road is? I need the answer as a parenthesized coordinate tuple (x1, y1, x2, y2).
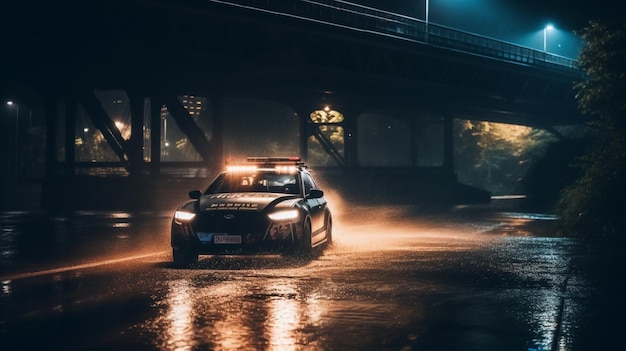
(0, 205, 596, 351)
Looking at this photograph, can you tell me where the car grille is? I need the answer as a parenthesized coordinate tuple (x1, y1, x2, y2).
(192, 211, 270, 237)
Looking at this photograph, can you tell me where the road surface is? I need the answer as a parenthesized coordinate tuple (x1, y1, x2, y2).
(0, 203, 604, 350)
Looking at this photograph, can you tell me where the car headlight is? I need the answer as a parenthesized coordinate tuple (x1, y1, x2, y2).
(174, 211, 196, 222)
(267, 209, 299, 221)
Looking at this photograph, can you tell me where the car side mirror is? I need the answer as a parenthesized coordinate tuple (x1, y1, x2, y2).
(308, 189, 324, 199)
(189, 190, 202, 199)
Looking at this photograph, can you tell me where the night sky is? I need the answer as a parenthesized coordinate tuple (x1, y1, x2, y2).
(357, 0, 623, 31)
(511, 0, 625, 30)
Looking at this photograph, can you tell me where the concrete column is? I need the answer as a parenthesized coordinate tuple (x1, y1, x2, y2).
(128, 91, 145, 176)
(149, 96, 161, 176)
(42, 96, 60, 210)
(298, 110, 309, 162)
(410, 118, 417, 167)
(443, 115, 454, 172)
(44, 96, 59, 180)
(64, 96, 76, 177)
(342, 108, 358, 168)
(211, 96, 224, 169)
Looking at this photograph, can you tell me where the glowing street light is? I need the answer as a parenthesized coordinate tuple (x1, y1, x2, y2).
(423, 0, 431, 40)
(543, 24, 554, 52)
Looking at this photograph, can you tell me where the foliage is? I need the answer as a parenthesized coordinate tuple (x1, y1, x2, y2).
(522, 135, 590, 212)
(557, 19, 626, 246)
(454, 120, 556, 195)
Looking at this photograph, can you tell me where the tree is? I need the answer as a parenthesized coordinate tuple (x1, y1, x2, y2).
(454, 120, 555, 195)
(557, 19, 626, 247)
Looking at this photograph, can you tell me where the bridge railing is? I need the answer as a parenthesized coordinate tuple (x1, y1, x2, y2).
(210, 0, 581, 76)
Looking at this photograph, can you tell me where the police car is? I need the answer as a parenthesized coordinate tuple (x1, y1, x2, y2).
(171, 157, 332, 266)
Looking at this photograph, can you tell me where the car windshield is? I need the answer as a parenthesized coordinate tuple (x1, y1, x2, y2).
(207, 171, 301, 195)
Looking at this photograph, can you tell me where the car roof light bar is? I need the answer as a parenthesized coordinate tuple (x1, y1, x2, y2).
(226, 165, 258, 173)
(246, 157, 304, 166)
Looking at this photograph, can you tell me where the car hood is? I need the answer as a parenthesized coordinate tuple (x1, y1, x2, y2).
(198, 193, 299, 212)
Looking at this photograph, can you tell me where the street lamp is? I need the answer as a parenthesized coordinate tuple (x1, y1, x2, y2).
(423, 0, 430, 41)
(6, 100, 19, 181)
(543, 24, 554, 52)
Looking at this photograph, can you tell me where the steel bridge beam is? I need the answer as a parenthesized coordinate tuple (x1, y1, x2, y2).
(161, 94, 213, 163)
(80, 91, 131, 169)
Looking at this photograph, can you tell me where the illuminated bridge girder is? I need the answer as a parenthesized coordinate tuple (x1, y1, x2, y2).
(79, 91, 132, 168)
(308, 121, 346, 167)
(161, 94, 213, 163)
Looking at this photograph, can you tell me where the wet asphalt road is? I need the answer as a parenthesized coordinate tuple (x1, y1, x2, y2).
(0, 204, 608, 350)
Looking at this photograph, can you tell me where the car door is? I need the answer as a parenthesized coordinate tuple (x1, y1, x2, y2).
(302, 173, 326, 244)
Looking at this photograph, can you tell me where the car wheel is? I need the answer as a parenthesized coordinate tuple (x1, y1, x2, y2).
(325, 215, 333, 246)
(172, 246, 198, 267)
(298, 218, 313, 255)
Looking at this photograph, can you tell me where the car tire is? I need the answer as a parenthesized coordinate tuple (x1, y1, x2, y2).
(325, 214, 333, 246)
(298, 218, 313, 256)
(172, 246, 198, 267)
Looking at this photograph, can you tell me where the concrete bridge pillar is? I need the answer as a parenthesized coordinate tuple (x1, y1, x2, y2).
(444, 115, 454, 172)
(127, 90, 145, 177)
(148, 94, 162, 177)
(211, 96, 225, 169)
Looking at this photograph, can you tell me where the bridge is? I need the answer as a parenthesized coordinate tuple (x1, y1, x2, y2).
(1, 0, 585, 209)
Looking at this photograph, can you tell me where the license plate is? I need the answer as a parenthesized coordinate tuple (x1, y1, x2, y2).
(214, 235, 242, 244)
(197, 232, 216, 242)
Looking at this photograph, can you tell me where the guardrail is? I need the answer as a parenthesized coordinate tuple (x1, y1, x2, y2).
(209, 0, 581, 76)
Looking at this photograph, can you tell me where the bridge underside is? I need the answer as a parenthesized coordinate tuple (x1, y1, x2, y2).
(2, 0, 583, 209)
